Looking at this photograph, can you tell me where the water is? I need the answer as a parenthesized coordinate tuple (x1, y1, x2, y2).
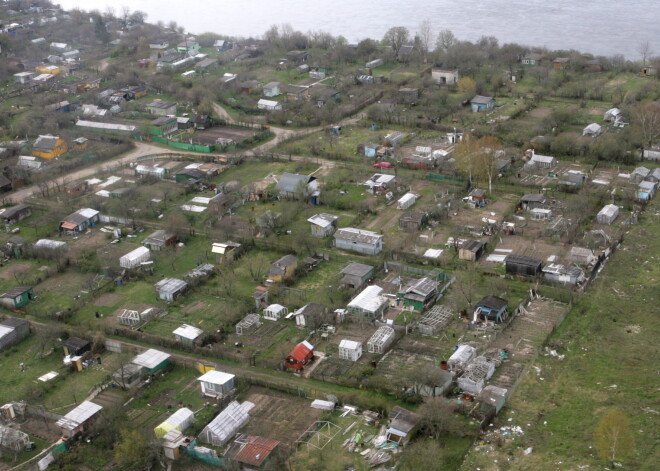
(56, 0, 659, 58)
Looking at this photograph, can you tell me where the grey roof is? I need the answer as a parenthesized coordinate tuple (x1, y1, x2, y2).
(276, 173, 313, 193)
(460, 239, 486, 252)
(33, 135, 60, 152)
(0, 317, 29, 329)
(154, 277, 188, 294)
(399, 211, 425, 223)
(521, 193, 548, 203)
(152, 116, 176, 126)
(307, 213, 338, 228)
(143, 230, 175, 246)
(334, 227, 382, 245)
(283, 84, 308, 95)
(0, 286, 32, 299)
(405, 277, 439, 297)
(505, 254, 543, 267)
(273, 254, 297, 268)
(264, 81, 281, 89)
(147, 100, 176, 109)
(196, 58, 217, 68)
(648, 168, 660, 181)
(631, 166, 650, 178)
(389, 406, 420, 434)
(471, 95, 494, 104)
(1, 204, 31, 220)
(295, 303, 327, 318)
(341, 262, 374, 278)
(62, 336, 90, 351)
(477, 295, 508, 311)
(56, 401, 102, 430)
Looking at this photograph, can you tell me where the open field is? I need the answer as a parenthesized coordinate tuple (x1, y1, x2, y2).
(460, 198, 660, 471)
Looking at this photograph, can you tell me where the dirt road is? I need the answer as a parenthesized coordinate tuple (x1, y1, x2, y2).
(6, 142, 209, 204)
(7, 105, 362, 204)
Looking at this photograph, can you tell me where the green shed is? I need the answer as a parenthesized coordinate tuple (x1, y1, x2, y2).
(132, 348, 171, 374)
(0, 286, 34, 309)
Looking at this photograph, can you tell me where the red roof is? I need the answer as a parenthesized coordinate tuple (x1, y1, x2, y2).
(235, 436, 280, 467)
(288, 341, 313, 363)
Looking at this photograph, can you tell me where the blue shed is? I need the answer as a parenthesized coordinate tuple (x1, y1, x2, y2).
(470, 95, 495, 112)
(475, 295, 509, 323)
(359, 142, 380, 158)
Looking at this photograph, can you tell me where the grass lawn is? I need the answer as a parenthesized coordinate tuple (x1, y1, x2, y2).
(0, 334, 123, 409)
(460, 198, 660, 471)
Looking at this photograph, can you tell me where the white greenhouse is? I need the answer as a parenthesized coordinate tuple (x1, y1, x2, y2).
(119, 246, 151, 269)
(263, 304, 288, 321)
(367, 326, 395, 354)
(338, 339, 363, 361)
(199, 401, 254, 447)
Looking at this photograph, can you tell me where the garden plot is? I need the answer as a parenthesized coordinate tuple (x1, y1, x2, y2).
(66, 231, 111, 260)
(310, 356, 358, 382)
(15, 417, 63, 443)
(376, 335, 449, 373)
(518, 161, 591, 187)
(485, 235, 566, 265)
(191, 126, 259, 146)
(447, 197, 516, 231)
(0, 263, 32, 280)
(486, 297, 568, 390)
(241, 388, 323, 450)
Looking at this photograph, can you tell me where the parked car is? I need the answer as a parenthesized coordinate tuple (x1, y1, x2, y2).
(374, 161, 393, 168)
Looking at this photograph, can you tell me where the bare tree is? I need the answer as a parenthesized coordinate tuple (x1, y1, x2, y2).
(103, 6, 116, 21)
(383, 26, 410, 59)
(633, 102, 660, 150)
(436, 29, 457, 52)
(247, 253, 269, 282)
(418, 20, 433, 62)
(120, 5, 130, 27)
(638, 40, 653, 66)
(417, 397, 466, 438)
(475, 136, 502, 194)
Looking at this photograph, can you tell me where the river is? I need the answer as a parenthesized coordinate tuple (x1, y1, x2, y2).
(55, 0, 659, 58)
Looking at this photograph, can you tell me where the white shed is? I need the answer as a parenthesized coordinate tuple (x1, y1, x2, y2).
(257, 99, 282, 111)
(397, 193, 417, 210)
(119, 246, 151, 269)
(583, 123, 602, 137)
(197, 370, 235, 398)
(173, 324, 203, 345)
(529, 152, 557, 168)
(447, 345, 476, 370)
(569, 247, 596, 266)
(199, 401, 254, 447)
(367, 326, 395, 354)
(263, 304, 288, 321)
(338, 339, 362, 361)
(596, 204, 619, 225)
(530, 208, 553, 220)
